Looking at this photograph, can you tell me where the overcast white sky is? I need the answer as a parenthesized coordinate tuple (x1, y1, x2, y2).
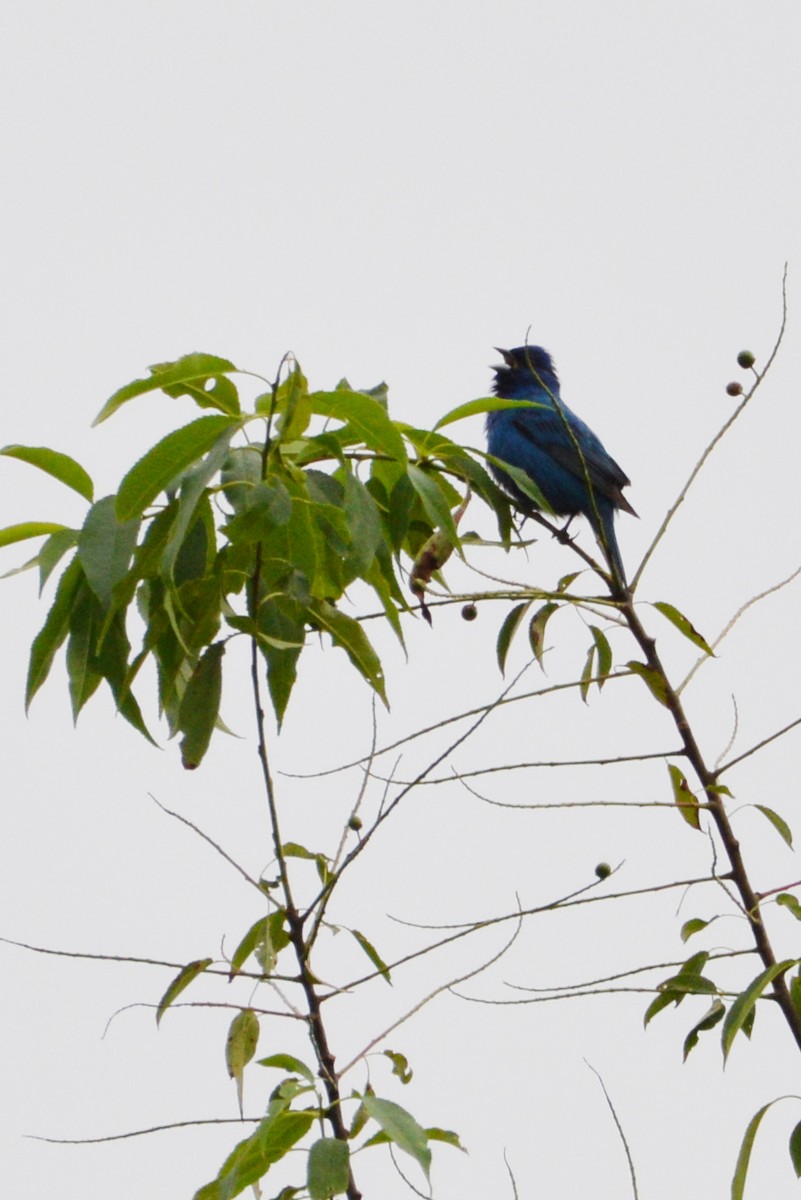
(3, 4, 801, 1198)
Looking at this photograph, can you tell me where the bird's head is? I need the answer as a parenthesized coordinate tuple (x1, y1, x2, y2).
(492, 345, 559, 397)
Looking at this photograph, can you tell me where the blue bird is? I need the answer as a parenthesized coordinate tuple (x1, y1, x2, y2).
(486, 345, 636, 585)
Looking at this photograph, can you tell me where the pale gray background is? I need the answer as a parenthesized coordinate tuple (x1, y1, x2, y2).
(2, 3, 801, 1197)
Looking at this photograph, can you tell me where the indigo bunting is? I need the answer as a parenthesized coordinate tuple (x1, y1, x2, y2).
(486, 345, 636, 584)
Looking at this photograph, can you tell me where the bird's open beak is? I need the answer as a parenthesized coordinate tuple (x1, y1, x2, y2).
(493, 347, 514, 367)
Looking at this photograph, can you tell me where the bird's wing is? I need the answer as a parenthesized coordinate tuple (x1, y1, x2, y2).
(511, 414, 637, 515)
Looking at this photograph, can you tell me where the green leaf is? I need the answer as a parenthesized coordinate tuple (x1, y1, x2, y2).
(680, 917, 710, 942)
(485, 455, 551, 511)
(1, 444, 94, 501)
(226, 1008, 260, 1079)
(193, 1108, 315, 1200)
(653, 600, 714, 655)
(257, 1054, 316, 1085)
(777, 893, 801, 921)
(116, 415, 239, 522)
(683, 998, 725, 1060)
(589, 625, 612, 685)
(307, 1138, 350, 1199)
(528, 602, 558, 667)
(496, 602, 530, 675)
(94, 353, 238, 425)
(579, 643, 595, 703)
(433, 395, 542, 430)
(722, 961, 796, 1062)
(627, 660, 670, 706)
(156, 958, 213, 1025)
(361, 1095, 431, 1178)
(66, 579, 103, 719)
(407, 464, 459, 544)
(789, 1119, 801, 1177)
(731, 1101, 778, 1200)
(160, 430, 238, 577)
(383, 1049, 412, 1084)
(38, 529, 79, 592)
(308, 389, 407, 464)
(0, 521, 70, 548)
(229, 917, 270, 976)
(351, 929, 391, 983)
(26, 557, 84, 709)
(426, 1127, 465, 1151)
(755, 804, 793, 847)
(77, 496, 140, 609)
(667, 763, 702, 831)
(308, 600, 387, 705)
(178, 642, 225, 769)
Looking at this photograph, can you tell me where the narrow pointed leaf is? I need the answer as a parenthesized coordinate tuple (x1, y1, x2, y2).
(156, 957, 213, 1025)
(257, 1054, 316, 1085)
(627, 661, 670, 706)
(722, 961, 796, 1061)
(26, 557, 83, 709)
(731, 1102, 776, 1200)
(94, 353, 237, 425)
(683, 998, 725, 1060)
(777, 893, 801, 921)
(667, 763, 702, 831)
(434, 395, 541, 430)
(589, 625, 612, 685)
(116, 415, 238, 522)
(528, 602, 558, 667)
(496, 602, 530, 675)
(309, 600, 387, 705)
(351, 928, 391, 983)
(680, 917, 710, 942)
(78, 496, 140, 608)
(789, 1119, 801, 1177)
(0, 521, 69, 548)
(1, 444, 94, 501)
(755, 804, 793, 847)
(653, 600, 714, 655)
(178, 642, 225, 769)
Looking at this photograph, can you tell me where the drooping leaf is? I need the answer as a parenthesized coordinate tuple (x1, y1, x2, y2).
(579, 642, 595, 703)
(653, 600, 714, 656)
(178, 642, 225, 769)
(78, 496, 141, 609)
(1, 444, 94, 501)
(731, 1101, 780, 1200)
(361, 1095, 431, 1178)
(308, 600, 387, 705)
(683, 998, 725, 1060)
(789, 1119, 801, 1177)
(755, 804, 793, 847)
(407, 464, 460, 544)
(589, 625, 612, 685)
(627, 660, 670, 706)
(307, 1137, 350, 1199)
(680, 917, 711, 942)
(667, 763, 702, 831)
(156, 958, 214, 1025)
(94, 353, 238, 425)
(351, 929, 391, 984)
(26, 557, 84, 709)
(226, 1008, 260, 1117)
(528, 602, 558, 667)
(116, 415, 239, 522)
(777, 894, 801, 921)
(38, 529, 80, 592)
(722, 961, 796, 1062)
(496, 602, 530, 675)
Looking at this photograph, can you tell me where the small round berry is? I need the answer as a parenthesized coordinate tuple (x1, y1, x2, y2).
(348, 815, 363, 832)
(595, 862, 612, 880)
(726, 381, 743, 397)
(736, 350, 756, 369)
(461, 603, 478, 621)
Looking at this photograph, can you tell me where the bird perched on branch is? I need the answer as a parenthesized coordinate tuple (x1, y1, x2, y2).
(486, 345, 636, 585)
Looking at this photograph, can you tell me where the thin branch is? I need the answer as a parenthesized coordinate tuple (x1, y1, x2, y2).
(27, 1117, 263, 1145)
(150, 794, 265, 896)
(718, 714, 801, 777)
(632, 263, 788, 587)
(678, 561, 801, 694)
(585, 1062, 639, 1200)
(338, 906, 524, 1078)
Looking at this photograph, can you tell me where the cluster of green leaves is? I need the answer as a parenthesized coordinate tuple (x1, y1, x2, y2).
(1, 353, 512, 766)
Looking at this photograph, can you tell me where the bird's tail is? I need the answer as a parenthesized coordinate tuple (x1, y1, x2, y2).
(597, 505, 627, 588)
